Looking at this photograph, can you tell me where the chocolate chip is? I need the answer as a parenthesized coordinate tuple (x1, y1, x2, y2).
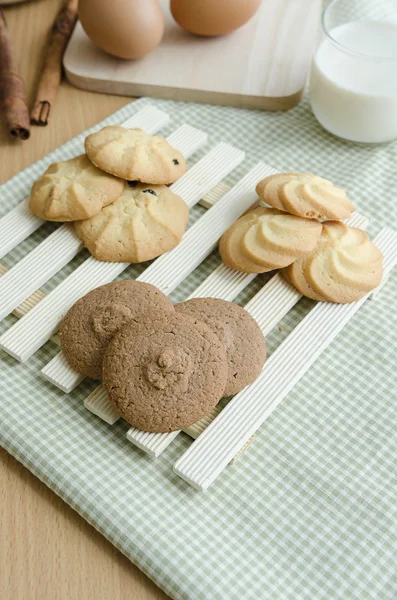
(127, 180, 138, 187)
(173, 159, 179, 165)
(142, 189, 157, 196)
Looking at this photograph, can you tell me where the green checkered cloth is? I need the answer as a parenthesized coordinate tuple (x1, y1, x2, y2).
(1, 97, 397, 600)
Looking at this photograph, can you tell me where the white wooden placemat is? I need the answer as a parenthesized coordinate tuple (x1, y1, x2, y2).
(1, 103, 396, 491)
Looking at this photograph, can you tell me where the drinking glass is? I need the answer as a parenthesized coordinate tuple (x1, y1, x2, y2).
(309, 0, 397, 143)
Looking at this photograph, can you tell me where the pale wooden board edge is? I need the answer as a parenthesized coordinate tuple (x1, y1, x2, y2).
(64, 68, 304, 112)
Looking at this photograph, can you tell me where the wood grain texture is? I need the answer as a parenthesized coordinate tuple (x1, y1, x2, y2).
(0, 0, 28, 5)
(0, 2, 166, 598)
(64, 0, 322, 111)
(0, 451, 168, 600)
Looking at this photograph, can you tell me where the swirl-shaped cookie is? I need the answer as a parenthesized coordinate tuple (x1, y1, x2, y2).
(256, 173, 355, 221)
(59, 281, 174, 380)
(282, 222, 384, 303)
(29, 155, 124, 222)
(74, 182, 189, 263)
(219, 207, 323, 273)
(85, 126, 186, 184)
(103, 313, 229, 432)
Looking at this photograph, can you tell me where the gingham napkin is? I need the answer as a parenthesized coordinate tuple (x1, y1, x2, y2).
(1, 96, 396, 600)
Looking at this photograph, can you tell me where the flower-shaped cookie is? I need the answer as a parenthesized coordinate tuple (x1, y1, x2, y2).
(282, 222, 384, 303)
(85, 126, 186, 184)
(29, 155, 124, 222)
(74, 182, 189, 263)
(219, 207, 323, 274)
(256, 173, 355, 221)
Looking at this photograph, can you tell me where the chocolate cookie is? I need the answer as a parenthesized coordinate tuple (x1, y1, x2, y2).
(102, 313, 229, 432)
(59, 281, 174, 380)
(175, 298, 266, 395)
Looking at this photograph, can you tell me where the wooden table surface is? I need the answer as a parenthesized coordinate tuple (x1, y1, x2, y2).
(0, 1, 167, 598)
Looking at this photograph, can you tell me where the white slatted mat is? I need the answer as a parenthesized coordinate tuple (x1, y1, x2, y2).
(1, 106, 394, 491)
(84, 386, 120, 425)
(0, 121, 206, 325)
(0, 226, 82, 323)
(0, 264, 44, 319)
(43, 352, 85, 393)
(41, 179, 229, 392)
(83, 386, 120, 425)
(0, 141, 244, 361)
(174, 227, 397, 490)
(0, 202, 43, 261)
(0, 106, 170, 260)
(125, 212, 369, 456)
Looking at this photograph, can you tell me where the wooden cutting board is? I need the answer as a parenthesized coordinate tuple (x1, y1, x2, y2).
(64, 0, 321, 111)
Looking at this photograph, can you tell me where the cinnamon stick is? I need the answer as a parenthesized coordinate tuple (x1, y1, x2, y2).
(0, 10, 30, 140)
(30, 0, 78, 126)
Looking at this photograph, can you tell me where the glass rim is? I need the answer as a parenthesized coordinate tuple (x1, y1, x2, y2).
(322, 0, 397, 62)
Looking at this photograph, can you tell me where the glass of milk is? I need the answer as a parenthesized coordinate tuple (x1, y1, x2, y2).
(309, 0, 397, 143)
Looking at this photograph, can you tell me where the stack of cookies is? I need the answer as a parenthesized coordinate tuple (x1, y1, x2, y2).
(220, 172, 384, 304)
(29, 127, 189, 263)
(60, 281, 267, 433)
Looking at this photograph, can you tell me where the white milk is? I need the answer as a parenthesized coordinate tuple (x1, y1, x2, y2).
(310, 21, 397, 143)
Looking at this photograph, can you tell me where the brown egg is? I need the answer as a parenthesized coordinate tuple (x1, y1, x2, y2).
(79, 0, 164, 60)
(170, 0, 261, 37)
